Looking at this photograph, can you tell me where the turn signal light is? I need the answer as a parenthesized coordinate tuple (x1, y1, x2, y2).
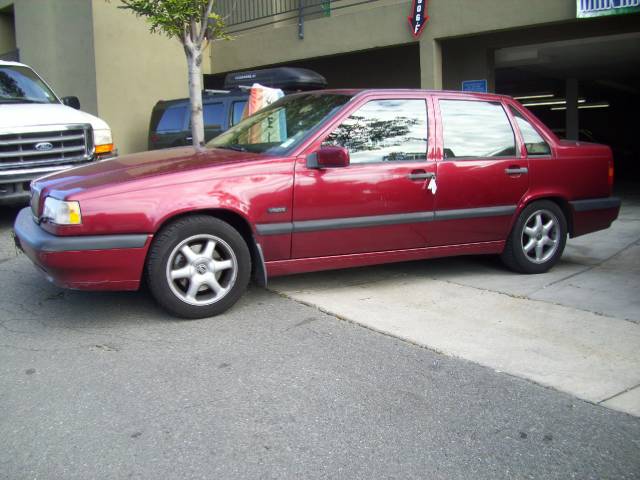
(95, 143, 114, 155)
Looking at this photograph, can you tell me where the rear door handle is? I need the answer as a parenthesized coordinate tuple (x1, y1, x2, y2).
(408, 171, 435, 181)
(505, 167, 528, 175)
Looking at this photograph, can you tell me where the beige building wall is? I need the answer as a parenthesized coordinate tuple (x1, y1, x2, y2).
(0, 0, 98, 113)
(209, 0, 577, 89)
(91, 0, 188, 154)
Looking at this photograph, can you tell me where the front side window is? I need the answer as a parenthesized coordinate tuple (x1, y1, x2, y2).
(203, 102, 225, 128)
(157, 105, 186, 132)
(510, 106, 551, 156)
(208, 93, 352, 155)
(324, 99, 428, 164)
(440, 100, 516, 159)
(0, 65, 58, 104)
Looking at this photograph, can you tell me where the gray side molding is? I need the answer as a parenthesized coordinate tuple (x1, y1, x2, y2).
(255, 205, 517, 236)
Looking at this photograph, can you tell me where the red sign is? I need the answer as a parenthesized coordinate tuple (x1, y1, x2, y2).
(408, 0, 429, 38)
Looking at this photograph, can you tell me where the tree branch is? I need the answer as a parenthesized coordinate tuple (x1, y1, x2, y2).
(198, 0, 215, 45)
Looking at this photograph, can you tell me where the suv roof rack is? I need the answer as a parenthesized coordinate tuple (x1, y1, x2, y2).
(223, 67, 327, 91)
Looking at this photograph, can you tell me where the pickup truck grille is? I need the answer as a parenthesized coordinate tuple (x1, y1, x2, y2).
(0, 124, 93, 171)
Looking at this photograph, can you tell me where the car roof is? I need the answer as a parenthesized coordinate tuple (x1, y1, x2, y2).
(153, 90, 249, 109)
(282, 88, 515, 102)
(0, 60, 30, 68)
(348, 88, 514, 101)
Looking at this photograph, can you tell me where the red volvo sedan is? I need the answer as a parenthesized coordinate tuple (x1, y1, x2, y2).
(14, 90, 620, 318)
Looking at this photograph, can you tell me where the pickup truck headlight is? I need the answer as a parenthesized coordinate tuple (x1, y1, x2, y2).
(42, 197, 82, 225)
(93, 129, 115, 158)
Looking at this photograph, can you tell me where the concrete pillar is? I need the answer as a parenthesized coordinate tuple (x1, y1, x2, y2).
(566, 78, 579, 141)
(419, 37, 442, 90)
(438, 37, 495, 92)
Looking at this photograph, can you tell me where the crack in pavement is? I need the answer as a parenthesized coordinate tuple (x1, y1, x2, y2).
(598, 382, 640, 404)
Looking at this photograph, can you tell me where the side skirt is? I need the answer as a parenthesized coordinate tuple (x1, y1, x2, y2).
(265, 240, 505, 277)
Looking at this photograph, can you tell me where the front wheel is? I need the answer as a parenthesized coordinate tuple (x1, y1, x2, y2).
(501, 201, 567, 274)
(146, 215, 251, 319)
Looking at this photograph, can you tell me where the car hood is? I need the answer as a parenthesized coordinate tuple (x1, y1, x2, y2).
(36, 147, 264, 199)
(0, 103, 110, 131)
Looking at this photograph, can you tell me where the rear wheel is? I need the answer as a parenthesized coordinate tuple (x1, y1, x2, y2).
(146, 215, 251, 319)
(501, 200, 567, 274)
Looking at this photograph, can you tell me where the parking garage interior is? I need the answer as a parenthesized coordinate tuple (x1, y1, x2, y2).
(494, 34, 640, 188)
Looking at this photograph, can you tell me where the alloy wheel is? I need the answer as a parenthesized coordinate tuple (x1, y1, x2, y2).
(165, 234, 238, 306)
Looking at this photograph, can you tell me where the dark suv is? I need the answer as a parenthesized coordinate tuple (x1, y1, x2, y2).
(148, 67, 327, 150)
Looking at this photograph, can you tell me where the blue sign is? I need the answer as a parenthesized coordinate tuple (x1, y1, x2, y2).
(461, 79, 488, 93)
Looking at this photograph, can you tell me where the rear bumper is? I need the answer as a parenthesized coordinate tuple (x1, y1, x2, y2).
(569, 196, 621, 237)
(13, 207, 151, 291)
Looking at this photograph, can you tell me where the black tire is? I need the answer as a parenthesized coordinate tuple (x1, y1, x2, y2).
(146, 215, 251, 319)
(501, 200, 567, 274)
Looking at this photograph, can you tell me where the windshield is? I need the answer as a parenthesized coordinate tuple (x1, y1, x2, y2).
(207, 93, 353, 155)
(0, 65, 59, 104)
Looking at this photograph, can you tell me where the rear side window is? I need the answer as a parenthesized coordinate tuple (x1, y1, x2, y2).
(324, 99, 428, 164)
(231, 100, 247, 126)
(203, 102, 225, 128)
(440, 100, 515, 159)
(156, 105, 186, 132)
(509, 106, 551, 156)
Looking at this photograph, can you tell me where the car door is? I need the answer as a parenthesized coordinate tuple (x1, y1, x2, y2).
(291, 95, 437, 259)
(429, 95, 529, 246)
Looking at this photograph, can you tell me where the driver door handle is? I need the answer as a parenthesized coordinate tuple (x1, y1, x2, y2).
(407, 171, 435, 181)
(505, 167, 528, 175)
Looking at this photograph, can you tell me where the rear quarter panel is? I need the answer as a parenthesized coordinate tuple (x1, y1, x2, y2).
(527, 141, 612, 203)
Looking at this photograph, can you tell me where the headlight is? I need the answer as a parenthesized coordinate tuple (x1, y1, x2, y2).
(93, 129, 115, 157)
(42, 197, 82, 225)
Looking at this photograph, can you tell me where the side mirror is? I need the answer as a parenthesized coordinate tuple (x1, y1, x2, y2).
(62, 96, 81, 110)
(307, 146, 350, 169)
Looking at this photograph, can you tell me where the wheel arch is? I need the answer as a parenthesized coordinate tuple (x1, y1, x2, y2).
(518, 195, 574, 237)
(150, 208, 267, 287)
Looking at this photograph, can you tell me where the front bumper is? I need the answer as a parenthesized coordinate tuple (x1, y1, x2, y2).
(13, 207, 152, 291)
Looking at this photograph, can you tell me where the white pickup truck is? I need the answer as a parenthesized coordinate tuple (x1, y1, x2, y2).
(0, 60, 115, 204)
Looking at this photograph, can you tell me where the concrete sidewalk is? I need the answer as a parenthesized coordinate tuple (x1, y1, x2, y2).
(270, 196, 640, 417)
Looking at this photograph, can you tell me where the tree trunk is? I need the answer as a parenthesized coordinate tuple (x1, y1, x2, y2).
(187, 50, 205, 150)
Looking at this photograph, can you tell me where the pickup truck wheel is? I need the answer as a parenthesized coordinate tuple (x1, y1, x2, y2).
(501, 201, 567, 274)
(146, 216, 251, 319)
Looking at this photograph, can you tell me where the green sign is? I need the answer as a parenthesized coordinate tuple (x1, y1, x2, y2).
(577, 0, 640, 18)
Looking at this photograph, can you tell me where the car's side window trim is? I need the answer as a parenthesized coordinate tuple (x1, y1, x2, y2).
(320, 97, 430, 166)
(507, 104, 553, 158)
(436, 98, 520, 161)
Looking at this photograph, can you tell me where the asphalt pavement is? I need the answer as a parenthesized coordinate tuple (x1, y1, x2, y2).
(1, 205, 639, 479)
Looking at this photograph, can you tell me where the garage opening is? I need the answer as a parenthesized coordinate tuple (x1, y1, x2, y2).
(205, 43, 421, 90)
(495, 32, 640, 187)
(442, 13, 639, 188)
